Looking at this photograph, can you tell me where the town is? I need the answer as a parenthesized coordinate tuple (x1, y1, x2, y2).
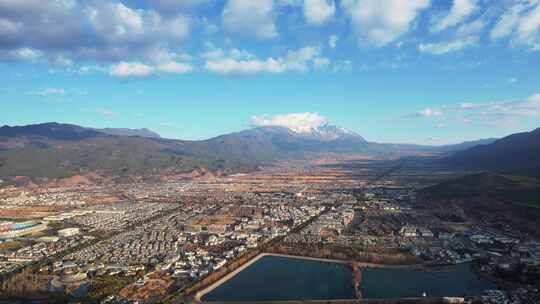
(0, 160, 539, 303)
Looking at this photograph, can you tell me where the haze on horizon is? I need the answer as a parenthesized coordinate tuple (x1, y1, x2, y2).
(1, 0, 540, 145)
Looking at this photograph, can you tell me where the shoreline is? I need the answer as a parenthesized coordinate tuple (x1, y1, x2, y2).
(260, 253, 426, 269)
(194, 253, 429, 303)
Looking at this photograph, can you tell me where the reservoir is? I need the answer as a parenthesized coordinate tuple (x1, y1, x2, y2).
(200, 254, 495, 302)
(361, 262, 496, 299)
(201, 255, 355, 302)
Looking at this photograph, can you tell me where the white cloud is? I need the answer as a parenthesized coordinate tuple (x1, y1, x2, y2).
(250, 112, 327, 133)
(490, 2, 527, 40)
(329, 34, 339, 49)
(332, 59, 353, 72)
(157, 61, 194, 74)
(341, 0, 431, 47)
(314, 56, 330, 68)
(96, 108, 118, 119)
(0, 1, 191, 64)
(0, 48, 42, 61)
(419, 107, 444, 117)
(419, 18, 483, 55)
(110, 62, 154, 78)
(418, 36, 476, 54)
(79, 65, 109, 75)
(205, 58, 285, 75)
(222, 0, 277, 39)
(431, 0, 478, 32)
(110, 61, 193, 78)
(410, 92, 540, 128)
(87, 2, 190, 45)
(517, 2, 540, 49)
(142, 0, 211, 13)
(303, 0, 335, 26)
(408, 107, 444, 118)
(204, 46, 328, 75)
(490, 1, 540, 50)
(34, 87, 66, 96)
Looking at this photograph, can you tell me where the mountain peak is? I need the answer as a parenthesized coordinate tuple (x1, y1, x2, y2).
(290, 123, 365, 141)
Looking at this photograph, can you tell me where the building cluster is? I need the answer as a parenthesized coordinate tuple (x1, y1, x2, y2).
(59, 195, 322, 297)
(286, 205, 355, 244)
(0, 235, 94, 278)
(66, 202, 177, 231)
(1, 171, 539, 303)
(0, 190, 86, 207)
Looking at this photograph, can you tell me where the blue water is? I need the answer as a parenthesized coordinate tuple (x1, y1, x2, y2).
(201, 256, 495, 302)
(201, 255, 355, 301)
(360, 263, 496, 299)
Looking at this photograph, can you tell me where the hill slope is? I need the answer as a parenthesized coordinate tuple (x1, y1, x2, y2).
(0, 123, 256, 178)
(445, 127, 540, 175)
(0, 122, 500, 178)
(91, 127, 161, 138)
(418, 173, 540, 237)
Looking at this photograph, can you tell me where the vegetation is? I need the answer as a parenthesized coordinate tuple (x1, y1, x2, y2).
(82, 275, 137, 304)
(445, 127, 540, 175)
(418, 172, 540, 237)
(267, 243, 421, 265)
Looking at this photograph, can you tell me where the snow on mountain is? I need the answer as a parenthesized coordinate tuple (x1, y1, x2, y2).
(289, 123, 365, 141)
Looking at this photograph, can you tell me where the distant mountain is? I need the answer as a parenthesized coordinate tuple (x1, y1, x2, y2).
(445, 127, 540, 175)
(437, 138, 498, 153)
(0, 122, 502, 179)
(201, 125, 370, 161)
(0, 122, 105, 141)
(91, 127, 161, 138)
(0, 123, 255, 178)
(418, 173, 540, 237)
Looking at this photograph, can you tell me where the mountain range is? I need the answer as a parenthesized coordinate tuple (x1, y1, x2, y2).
(445, 127, 540, 176)
(0, 121, 532, 179)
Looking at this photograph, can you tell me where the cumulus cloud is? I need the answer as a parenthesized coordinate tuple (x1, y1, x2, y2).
(431, 0, 478, 32)
(204, 46, 329, 75)
(205, 58, 285, 75)
(222, 0, 277, 39)
(87, 2, 190, 57)
(250, 112, 327, 133)
(341, 0, 431, 47)
(110, 62, 154, 79)
(157, 61, 194, 74)
(110, 61, 193, 78)
(303, 0, 335, 26)
(0, 1, 191, 64)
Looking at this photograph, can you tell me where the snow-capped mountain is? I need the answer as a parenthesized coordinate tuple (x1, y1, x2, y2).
(293, 123, 366, 141)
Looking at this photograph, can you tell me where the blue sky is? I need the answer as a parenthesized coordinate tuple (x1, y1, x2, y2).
(1, 0, 540, 144)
